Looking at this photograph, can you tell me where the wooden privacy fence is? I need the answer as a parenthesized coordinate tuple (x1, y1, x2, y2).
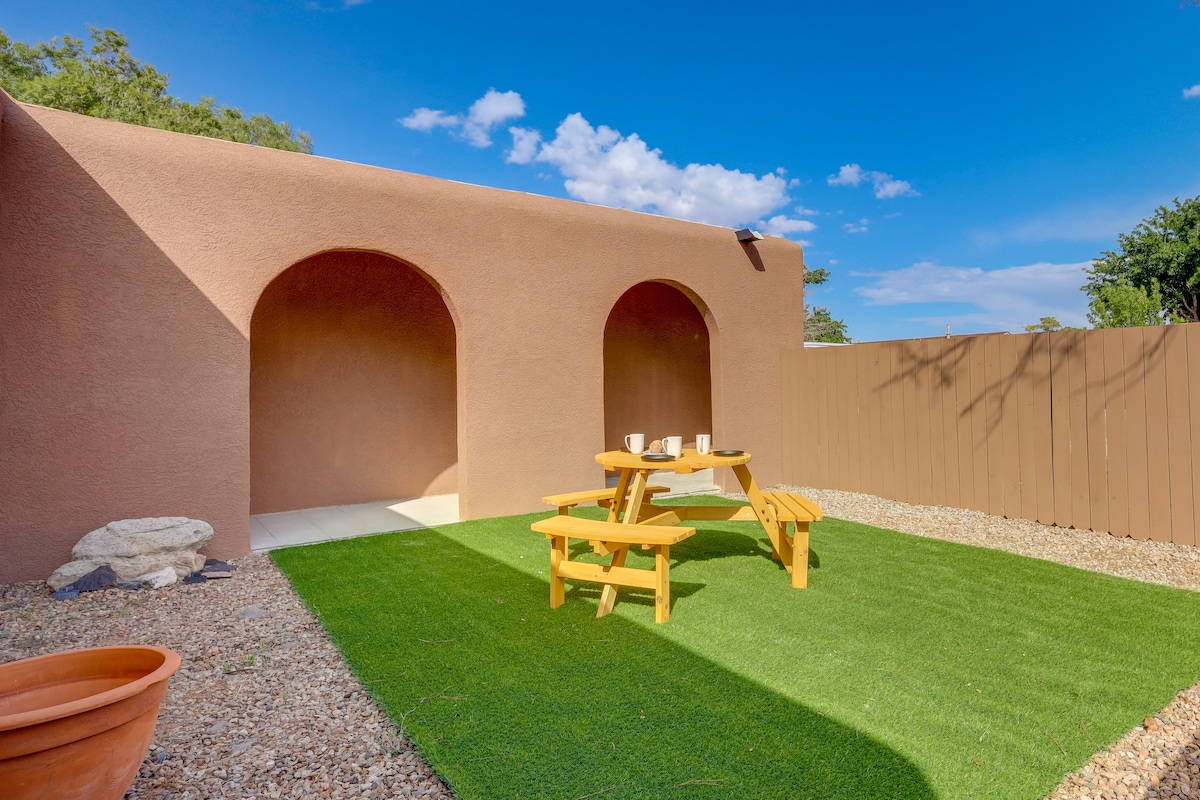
(781, 324, 1200, 546)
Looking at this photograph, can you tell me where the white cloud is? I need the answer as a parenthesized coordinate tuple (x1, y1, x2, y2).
(844, 218, 869, 234)
(827, 163, 919, 199)
(1184, 84, 1200, 99)
(794, 205, 819, 217)
(522, 113, 793, 226)
(855, 260, 1090, 331)
(400, 107, 460, 132)
(400, 89, 526, 148)
(506, 126, 542, 164)
(759, 215, 818, 236)
(827, 164, 867, 187)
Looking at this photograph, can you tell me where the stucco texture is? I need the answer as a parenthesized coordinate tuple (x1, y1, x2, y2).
(0, 92, 806, 584)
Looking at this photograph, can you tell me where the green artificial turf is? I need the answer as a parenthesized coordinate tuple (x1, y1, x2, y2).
(272, 497, 1200, 799)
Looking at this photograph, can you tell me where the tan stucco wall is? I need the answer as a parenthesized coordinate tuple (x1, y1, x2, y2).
(0, 92, 806, 584)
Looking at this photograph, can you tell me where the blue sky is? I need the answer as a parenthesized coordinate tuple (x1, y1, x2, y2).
(4, 0, 1199, 341)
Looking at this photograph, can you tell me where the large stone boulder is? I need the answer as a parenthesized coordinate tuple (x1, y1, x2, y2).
(48, 517, 213, 590)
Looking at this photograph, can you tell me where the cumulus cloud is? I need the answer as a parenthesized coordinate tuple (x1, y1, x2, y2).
(400, 89, 526, 148)
(844, 218, 869, 234)
(518, 112, 793, 226)
(827, 163, 918, 199)
(506, 126, 542, 164)
(759, 215, 818, 237)
(855, 260, 1090, 331)
(401, 107, 460, 133)
(1184, 84, 1200, 99)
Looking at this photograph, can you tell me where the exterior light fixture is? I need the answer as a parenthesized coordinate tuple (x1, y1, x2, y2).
(735, 228, 763, 243)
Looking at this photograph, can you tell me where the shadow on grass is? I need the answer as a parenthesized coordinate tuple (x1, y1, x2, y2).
(274, 528, 936, 800)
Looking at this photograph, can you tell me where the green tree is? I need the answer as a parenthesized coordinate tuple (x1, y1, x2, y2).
(1087, 278, 1178, 329)
(0, 26, 311, 153)
(1083, 196, 1200, 324)
(1023, 316, 1066, 333)
(803, 266, 851, 343)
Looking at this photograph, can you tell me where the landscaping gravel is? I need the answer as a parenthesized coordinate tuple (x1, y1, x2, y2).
(1, 487, 1197, 799)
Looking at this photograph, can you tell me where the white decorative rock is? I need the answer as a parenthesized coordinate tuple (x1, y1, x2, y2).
(139, 566, 178, 588)
(47, 517, 214, 590)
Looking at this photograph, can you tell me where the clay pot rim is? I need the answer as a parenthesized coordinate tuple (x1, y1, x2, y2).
(0, 645, 181, 732)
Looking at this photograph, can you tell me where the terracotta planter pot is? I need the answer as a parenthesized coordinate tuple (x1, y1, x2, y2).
(0, 645, 181, 800)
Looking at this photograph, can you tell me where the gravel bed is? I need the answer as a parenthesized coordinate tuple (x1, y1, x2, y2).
(2, 488, 1198, 798)
(0, 556, 453, 799)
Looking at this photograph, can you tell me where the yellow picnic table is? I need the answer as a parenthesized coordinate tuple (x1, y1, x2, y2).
(531, 449, 822, 622)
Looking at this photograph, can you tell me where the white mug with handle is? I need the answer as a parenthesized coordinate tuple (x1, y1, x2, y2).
(663, 436, 683, 457)
(625, 433, 645, 454)
(696, 434, 711, 455)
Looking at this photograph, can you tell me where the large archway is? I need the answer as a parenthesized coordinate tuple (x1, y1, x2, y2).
(603, 281, 713, 452)
(250, 250, 457, 514)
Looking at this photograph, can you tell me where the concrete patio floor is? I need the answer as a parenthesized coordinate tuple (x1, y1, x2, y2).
(251, 469, 719, 551)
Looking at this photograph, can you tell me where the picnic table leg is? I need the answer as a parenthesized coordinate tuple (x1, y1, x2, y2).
(606, 469, 633, 523)
(595, 545, 629, 618)
(621, 470, 650, 524)
(549, 535, 568, 608)
(731, 464, 793, 568)
(654, 544, 671, 623)
(791, 523, 810, 588)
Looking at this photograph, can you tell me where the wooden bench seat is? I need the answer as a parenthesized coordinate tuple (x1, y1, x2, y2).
(758, 491, 823, 589)
(530, 516, 695, 623)
(542, 485, 669, 515)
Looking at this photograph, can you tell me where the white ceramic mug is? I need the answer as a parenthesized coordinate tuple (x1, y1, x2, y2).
(696, 434, 711, 455)
(625, 433, 645, 453)
(663, 435, 683, 457)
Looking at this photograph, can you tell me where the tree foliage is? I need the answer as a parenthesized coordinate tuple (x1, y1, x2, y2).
(1083, 196, 1200, 325)
(0, 26, 312, 153)
(1023, 316, 1067, 333)
(1087, 278, 1177, 329)
(803, 265, 851, 343)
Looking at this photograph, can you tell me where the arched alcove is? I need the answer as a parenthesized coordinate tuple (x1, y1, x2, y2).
(250, 250, 457, 514)
(603, 281, 714, 451)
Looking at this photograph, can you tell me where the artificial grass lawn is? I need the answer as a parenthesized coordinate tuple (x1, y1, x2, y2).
(272, 497, 1200, 799)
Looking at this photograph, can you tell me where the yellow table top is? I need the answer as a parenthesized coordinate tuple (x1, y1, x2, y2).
(596, 448, 752, 473)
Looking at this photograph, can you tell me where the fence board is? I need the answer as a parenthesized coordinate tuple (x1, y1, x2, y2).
(952, 339, 974, 510)
(1187, 324, 1200, 548)
(900, 345, 921, 505)
(1066, 331, 1091, 532)
(916, 340, 936, 503)
(1164, 325, 1193, 545)
(1100, 329, 1129, 538)
(999, 335, 1022, 518)
(1049, 333, 1074, 527)
(814, 349, 831, 484)
(1122, 328, 1151, 539)
(1143, 327, 1171, 543)
(927, 338, 948, 505)
(983, 336, 1005, 516)
(868, 343, 888, 498)
(1030, 335, 1055, 525)
(939, 339, 961, 509)
(844, 344, 861, 492)
(1015, 335, 1040, 521)
(1084, 331, 1108, 534)
(966, 336, 989, 513)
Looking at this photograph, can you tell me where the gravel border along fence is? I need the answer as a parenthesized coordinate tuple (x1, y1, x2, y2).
(0, 486, 1197, 799)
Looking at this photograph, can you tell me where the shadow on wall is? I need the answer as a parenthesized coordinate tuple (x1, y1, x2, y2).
(250, 251, 457, 514)
(603, 281, 713, 451)
(0, 100, 250, 583)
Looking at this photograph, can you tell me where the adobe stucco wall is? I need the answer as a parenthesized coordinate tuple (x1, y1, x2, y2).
(0, 93, 806, 584)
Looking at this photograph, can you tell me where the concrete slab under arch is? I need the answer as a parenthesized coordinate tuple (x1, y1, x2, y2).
(250, 494, 461, 551)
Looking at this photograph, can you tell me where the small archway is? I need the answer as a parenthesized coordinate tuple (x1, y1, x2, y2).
(250, 250, 457, 514)
(603, 281, 714, 451)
